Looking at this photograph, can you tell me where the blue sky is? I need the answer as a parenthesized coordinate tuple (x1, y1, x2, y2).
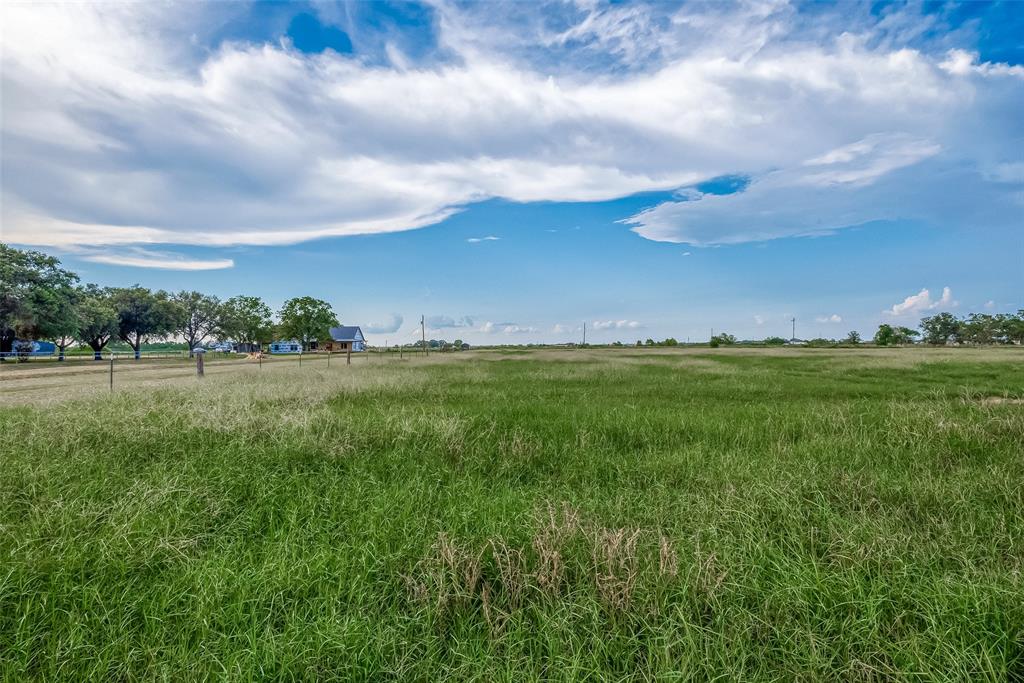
(2, 1, 1021, 344)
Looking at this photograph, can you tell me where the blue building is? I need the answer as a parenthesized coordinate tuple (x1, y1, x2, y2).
(7, 339, 56, 357)
(269, 340, 303, 354)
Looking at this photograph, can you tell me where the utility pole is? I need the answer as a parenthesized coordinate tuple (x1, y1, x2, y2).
(421, 315, 427, 356)
(791, 317, 796, 340)
(582, 322, 586, 346)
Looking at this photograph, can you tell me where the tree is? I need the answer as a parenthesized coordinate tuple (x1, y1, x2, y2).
(764, 336, 786, 346)
(843, 331, 861, 345)
(76, 285, 118, 360)
(108, 286, 178, 360)
(895, 326, 919, 345)
(919, 312, 961, 346)
(711, 332, 737, 345)
(999, 310, 1024, 345)
(0, 244, 79, 359)
(278, 296, 338, 351)
(961, 313, 997, 345)
(42, 286, 82, 361)
(874, 324, 895, 346)
(173, 291, 223, 356)
(221, 296, 274, 348)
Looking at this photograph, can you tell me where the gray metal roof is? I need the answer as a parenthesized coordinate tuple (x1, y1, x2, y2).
(329, 326, 364, 341)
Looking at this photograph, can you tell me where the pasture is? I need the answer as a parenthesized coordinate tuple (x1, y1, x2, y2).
(1, 348, 1022, 680)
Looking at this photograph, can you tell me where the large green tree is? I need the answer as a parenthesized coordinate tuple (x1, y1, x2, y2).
(919, 312, 961, 346)
(0, 244, 78, 359)
(221, 296, 274, 348)
(108, 286, 178, 360)
(173, 291, 223, 357)
(76, 285, 119, 361)
(278, 296, 339, 350)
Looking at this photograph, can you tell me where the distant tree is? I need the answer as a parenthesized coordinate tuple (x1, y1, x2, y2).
(960, 313, 997, 345)
(919, 312, 961, 346)
(874, 324, 896, 346)
(999, 310, 1024, 345)
(895, 326, 919, 345)
(636, 340, 642, 347)
(108, 286, 179, 360)
(173, 291, 223, 356)
(278, 296, 338, 351)
(843, 331, 861, 345)
(0, 244, 79, 359)
(807, 338, 835, 347)
(661, 338, 679, 346)
(764, 336, 786, 346)
(645, 338, 655, 346)
(42, 286, 82, 361)
(221, 296, 274, 349)
(76, 285, 118, 361)
(711, 332, 737, 345)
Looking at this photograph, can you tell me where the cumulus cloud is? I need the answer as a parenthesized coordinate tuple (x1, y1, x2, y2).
(885, 287, 956, 316)
(815, 314, 842, 323)
(552, 323, 577, 334)
(364, 314, 404, 334)
(1, 2, 1021, 261)
(592, 320, 640, 330)
(466, 236, 500, 243)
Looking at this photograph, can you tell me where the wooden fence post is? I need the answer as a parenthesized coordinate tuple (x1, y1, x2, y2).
(347, 347, 351, 365)
(109, 353, 114, 392)
(196, 353, 204, 377)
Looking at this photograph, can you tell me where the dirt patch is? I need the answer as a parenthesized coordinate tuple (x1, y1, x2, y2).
(977, 396, 1024, 406)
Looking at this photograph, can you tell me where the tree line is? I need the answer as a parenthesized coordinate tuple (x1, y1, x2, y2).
(1, 245, 339, 360)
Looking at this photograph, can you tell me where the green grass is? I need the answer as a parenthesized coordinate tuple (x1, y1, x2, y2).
(2, 349, 1023, 680)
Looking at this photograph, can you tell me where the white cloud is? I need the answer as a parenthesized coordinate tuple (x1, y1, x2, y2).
(365, 314, 404, 334)
(1, 2, 1020, 259)
(592, 320, 640, 330)
(426, 315, 474, 329)
(884, 287, 956, 317)
(815, 314, 842, 323)
(983, 300, 995, 310)
(552, 323, 576, 334)
(479, 321, 536, 334)
(466, 236, 500, 243)
(753, 315, 765, 325)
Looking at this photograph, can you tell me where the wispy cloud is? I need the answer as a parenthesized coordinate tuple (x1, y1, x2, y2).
(78, 247, 233, 270)
(815, 314, 843, 323)
(592, 320, 640, 330)
(466, 236, 501, 243)
(480, 321, 537, 334)
(426, 315, 474, 329)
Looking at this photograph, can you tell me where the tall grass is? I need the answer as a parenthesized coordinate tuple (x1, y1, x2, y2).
(1, 349, 1023, 679)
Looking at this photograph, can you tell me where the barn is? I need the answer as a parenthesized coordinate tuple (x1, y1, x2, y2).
(322, 326, 366, 352)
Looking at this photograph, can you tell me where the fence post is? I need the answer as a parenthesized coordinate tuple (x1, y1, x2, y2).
(196, 353, 204, 377)
(109, 353, 114, 392)
(347, 347, 351, 365)
(327, 350, 331, 368)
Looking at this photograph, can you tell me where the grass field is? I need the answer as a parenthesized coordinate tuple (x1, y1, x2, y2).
(2, 348, 1023, 680)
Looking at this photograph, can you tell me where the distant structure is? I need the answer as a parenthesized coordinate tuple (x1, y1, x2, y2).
(786, 317, 807, 345)
(324, 326, 366, 353)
